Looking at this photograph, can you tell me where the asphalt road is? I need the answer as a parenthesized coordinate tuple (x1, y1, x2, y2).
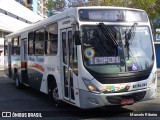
(0, 70, 160, 120)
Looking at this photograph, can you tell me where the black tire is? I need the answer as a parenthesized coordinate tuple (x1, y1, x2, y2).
(15, 73, 23, 89)
(48, 82, 60, 106)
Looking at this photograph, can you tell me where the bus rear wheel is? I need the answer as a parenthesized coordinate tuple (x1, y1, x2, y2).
(15, 73, 23, 89)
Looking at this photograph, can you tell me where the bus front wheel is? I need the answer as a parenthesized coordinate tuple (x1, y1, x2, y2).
(48, 82, 60, 106)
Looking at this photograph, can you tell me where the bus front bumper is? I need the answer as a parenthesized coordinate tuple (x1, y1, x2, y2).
(79, 85, 156, 109)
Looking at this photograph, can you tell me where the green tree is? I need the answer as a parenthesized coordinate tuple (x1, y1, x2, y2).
(86, 0, 100, 6)
(46, 0, 66, 16)
(99, 0, 160, 27)
(100, 0, 130, 6)
(46, 0, 160, 29)
(68, 0, 85, 7)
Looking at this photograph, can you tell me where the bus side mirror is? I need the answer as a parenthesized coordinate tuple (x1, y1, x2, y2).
(74, 31, 81, 45)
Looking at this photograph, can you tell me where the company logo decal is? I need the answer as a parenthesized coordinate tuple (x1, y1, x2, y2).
(84, 48, 95, 59)
(104, 84, 130, 93)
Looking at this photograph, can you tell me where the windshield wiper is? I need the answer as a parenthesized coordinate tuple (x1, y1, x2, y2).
(125, 23, 137, 47)
(125, 23, 137, 59)
(99, 23, 119, 46)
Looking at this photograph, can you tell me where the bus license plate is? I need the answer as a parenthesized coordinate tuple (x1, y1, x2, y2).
(121, 98, 134, 105)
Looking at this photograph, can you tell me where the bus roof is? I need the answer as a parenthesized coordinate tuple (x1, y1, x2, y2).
(77, 6, 144, 11)
(5, 6, 146, 39)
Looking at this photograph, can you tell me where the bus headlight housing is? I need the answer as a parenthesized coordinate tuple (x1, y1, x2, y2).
(149, 73, 157, 88)
(82, 77, 100, 94)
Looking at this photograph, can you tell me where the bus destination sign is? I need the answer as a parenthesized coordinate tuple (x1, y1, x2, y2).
(79, 9, 148, 22)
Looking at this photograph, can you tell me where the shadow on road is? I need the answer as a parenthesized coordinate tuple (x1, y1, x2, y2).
(0, 71, 135, 118)
(12, 85, 133, 118)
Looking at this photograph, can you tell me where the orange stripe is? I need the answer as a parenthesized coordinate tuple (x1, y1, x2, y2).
(26, 62, 45, 72)
(21, 62, 27, 68)
(34, 64, 44, 72)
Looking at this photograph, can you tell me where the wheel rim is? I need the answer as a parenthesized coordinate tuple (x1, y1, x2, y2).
(52, 87, 59, 101)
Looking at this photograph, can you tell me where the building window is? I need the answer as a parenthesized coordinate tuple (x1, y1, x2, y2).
(45, 23, 58, 55)
(0, 31, 2, 38)
(27, 0, 32, 4)
(0, 31, 9, 38)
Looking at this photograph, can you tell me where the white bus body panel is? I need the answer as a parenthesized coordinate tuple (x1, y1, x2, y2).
(4, 7, 157, 109)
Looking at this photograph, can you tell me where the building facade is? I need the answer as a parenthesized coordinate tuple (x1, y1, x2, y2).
(15, 0, 33, 10)
(16, 0, 48, 18)
(37, 0, 48, 18)
(0, 31, 10, 70)
(0, 0, 42, 70)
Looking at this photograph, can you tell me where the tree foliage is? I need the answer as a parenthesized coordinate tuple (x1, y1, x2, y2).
(46, 0, 66, 15)
(99, 0, 160, 22)
(46, 0, 160, 27)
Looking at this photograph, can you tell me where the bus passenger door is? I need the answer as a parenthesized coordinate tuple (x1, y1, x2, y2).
(21, 38, 28, 84)
(61, 28, 75, 103)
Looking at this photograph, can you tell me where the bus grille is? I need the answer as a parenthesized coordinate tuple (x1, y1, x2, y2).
(106, 91, 146, 105)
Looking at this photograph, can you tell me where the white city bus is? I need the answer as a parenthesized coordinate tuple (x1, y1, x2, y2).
(4, 6, 157, 109)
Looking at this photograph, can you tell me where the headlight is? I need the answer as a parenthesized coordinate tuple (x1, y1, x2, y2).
(82, 77, 100, 94)
(149, 72, 157, 88)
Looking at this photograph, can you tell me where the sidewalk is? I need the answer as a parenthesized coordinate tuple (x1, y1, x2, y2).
(0, 65, 4, 71)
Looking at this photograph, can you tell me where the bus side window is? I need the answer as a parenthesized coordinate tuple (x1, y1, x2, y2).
(62, 32, 67, 64)
(68, 31, 73, 67)
(45, 23, 58, 55)
(4, 40, 8, 56)
(11, 37, 20, 55)
(35, 28, 45, 55)
(28, 32, 34, 55)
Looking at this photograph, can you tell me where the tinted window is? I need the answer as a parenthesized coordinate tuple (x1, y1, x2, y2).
(28, 32, 34, 55)
(35, 28, 45, 55)
(45, 23, 58, 55)
(4, 40, 8, 56)
(12, 37, 20, 55)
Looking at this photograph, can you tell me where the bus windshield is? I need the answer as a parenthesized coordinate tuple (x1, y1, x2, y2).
(82, 25, 154, 74)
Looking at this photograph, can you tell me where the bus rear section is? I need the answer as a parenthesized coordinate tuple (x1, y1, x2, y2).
(4, 37, 21, 79)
